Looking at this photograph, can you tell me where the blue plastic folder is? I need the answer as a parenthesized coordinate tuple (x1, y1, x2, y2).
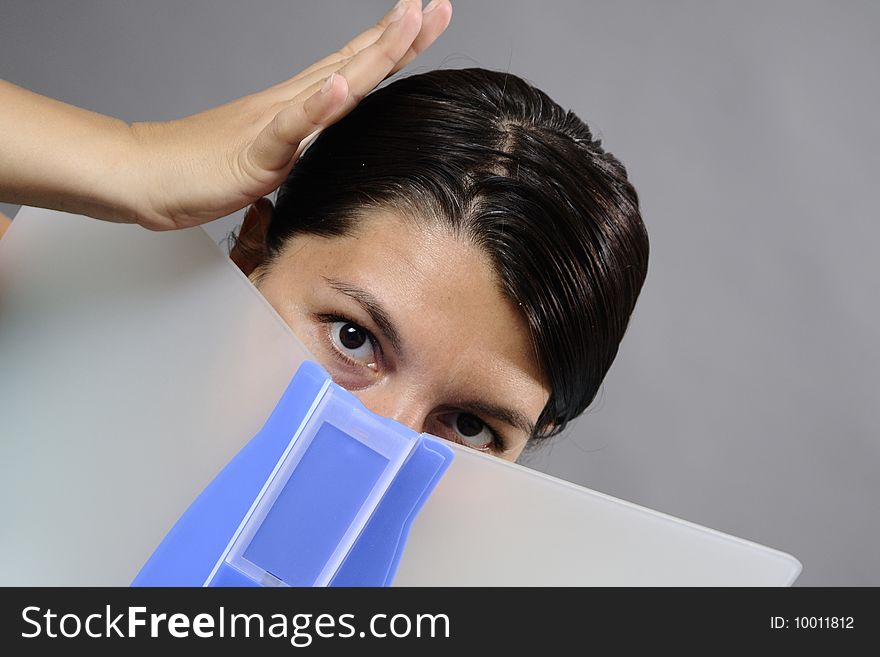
(132, 361, 454, 587)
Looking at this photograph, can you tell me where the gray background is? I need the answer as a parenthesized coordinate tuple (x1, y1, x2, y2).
(1, 1, 877, 586)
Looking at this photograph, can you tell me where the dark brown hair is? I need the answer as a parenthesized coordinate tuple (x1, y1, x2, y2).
(249, 67, 649, 447)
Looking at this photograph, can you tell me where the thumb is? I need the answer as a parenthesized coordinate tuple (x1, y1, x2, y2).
(246, 73, 348, 174)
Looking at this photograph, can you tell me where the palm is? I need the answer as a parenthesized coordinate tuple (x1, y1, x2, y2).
(130, 0, 451, 231)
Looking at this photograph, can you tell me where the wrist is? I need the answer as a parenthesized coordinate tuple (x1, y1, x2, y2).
(127, 118, 206, 230)
(69, 116, 143, 224)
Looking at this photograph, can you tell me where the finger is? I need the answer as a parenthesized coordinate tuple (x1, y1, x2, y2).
(294, 0, 411, 80)
(303, 0, 452, 82)
(267, 0, 449, 100)
(264, 2, 437, 154)
(331, 0, 423, 109)
(245, 73, 348, 174)
(263, 0, 405, 98)
(245, 2, 445, 178)
(267, 3, 426, 113)
(266, 57, 353, 104)
(389, 0, 452, 75)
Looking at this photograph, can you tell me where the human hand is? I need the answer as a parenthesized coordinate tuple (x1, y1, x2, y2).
(125, 0, 451, 230)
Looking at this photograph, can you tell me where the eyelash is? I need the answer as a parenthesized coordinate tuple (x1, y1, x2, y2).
(317, 312, 383, 370)
(316, 312, 512, 454)
(442, 412, 507, 453)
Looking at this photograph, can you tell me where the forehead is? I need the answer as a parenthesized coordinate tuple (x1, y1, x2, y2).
(277, 207, 548, 415)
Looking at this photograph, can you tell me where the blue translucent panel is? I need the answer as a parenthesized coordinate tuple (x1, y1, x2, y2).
(242, 421, 389, 585)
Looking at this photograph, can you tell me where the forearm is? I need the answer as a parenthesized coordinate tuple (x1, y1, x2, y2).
(0, 80, 136, 222)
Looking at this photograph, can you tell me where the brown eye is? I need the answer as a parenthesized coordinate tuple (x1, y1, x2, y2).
(440, 412, 494, 450)
(330, 321, 375, 364)
(339, 323, 366, 349)
(456, 413, 484, 438)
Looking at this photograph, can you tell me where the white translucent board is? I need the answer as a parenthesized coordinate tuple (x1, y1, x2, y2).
(0, 208, 310, 586)
(0, 207, 802, 586)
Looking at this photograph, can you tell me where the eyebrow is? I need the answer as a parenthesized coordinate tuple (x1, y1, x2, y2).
(323, 276, 537, 439)
(324, 277, 403, 354)
(457, 400, 536, 438)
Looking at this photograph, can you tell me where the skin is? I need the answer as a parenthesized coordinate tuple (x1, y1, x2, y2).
(0, 0, 453, 228)
(0, 2, 552, 460)
(232, 202, 550, 462)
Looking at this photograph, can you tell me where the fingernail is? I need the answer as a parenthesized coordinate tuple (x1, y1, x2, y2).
(320, 72, 335, 95)
(423, 0, 441, 15)
(389, 0, 407, 22)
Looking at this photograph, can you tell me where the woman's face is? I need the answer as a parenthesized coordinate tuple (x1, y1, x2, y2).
(248, 207, 549, 461)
